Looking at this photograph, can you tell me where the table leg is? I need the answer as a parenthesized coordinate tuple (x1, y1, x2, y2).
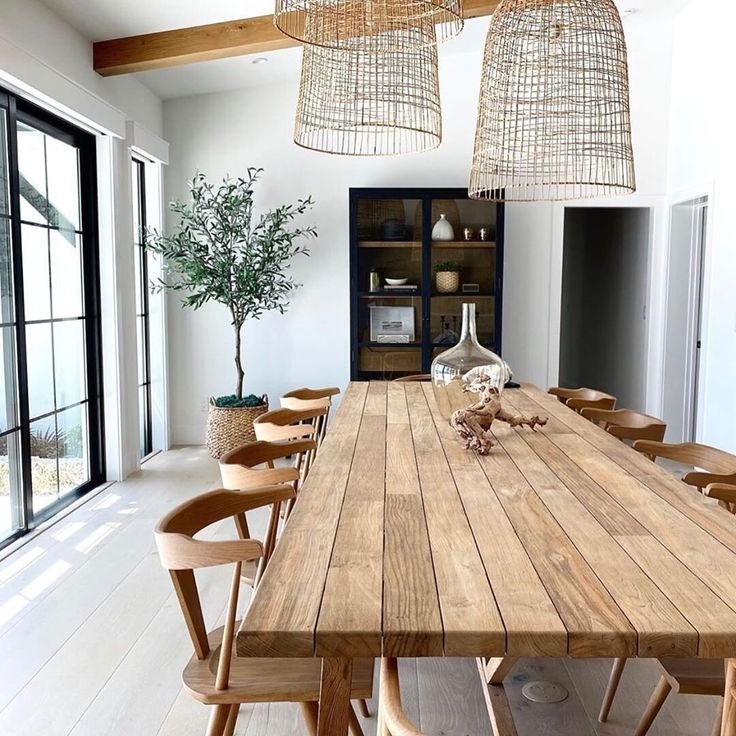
(723, 660, 736, 736)
(483, 656, 518, 685)
(476, 658, 519, 736)
(318, 657, 353, 736)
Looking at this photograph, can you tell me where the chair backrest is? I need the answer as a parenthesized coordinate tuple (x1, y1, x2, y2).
(218, 438, 315, 491)
(155, 488, 279, 662)
(548, 386, 616, 413)
(253, 407, 325, 442)
(280, 386, 340, 411)
(392, 374, 431, 383)
(579, 408, 667, 443)
(633, 441, 736, 491)
(380, 658, 425, 735)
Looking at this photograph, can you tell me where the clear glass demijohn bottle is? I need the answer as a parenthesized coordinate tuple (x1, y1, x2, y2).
(431, 303, 511, 394)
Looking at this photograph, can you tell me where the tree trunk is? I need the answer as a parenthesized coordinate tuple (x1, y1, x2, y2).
(234, 320, 244, 400)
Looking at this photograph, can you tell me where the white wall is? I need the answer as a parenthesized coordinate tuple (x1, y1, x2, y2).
(667, 0, 736, 453)
(164, 13, 676, 444)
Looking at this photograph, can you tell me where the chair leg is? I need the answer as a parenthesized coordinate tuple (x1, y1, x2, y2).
(634, 676, 672, 736)
(222, 704, 239, 736)
(348, 704, 365, 736)
(205, 704, 231, 736)
(357, 698, 370, 718)
(599, 657, 627, 722)
(299, 701, 319, 736)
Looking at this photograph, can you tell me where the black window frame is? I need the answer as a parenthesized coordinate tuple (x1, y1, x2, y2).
(0, 87, 105, 550)
(132, 157, 153, 459)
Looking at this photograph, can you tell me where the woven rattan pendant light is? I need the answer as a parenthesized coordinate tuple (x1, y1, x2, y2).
(275, 0, 463, 50)
(294, 38, 442, 155)
(469, 0, 636, 201)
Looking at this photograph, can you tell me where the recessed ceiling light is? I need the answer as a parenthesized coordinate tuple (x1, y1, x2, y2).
(252, 57, 269, 65)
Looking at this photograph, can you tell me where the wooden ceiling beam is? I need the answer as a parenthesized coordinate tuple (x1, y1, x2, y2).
(93, 0, 499, 77)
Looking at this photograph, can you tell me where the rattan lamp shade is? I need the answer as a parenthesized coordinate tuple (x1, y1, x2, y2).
(469, 0, 636, 201)
(275, 0, 463, 50)
(294, 40, 442, 156)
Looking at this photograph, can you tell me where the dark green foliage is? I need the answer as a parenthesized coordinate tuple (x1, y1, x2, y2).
(144, 169, 316, 399)
(213, 394, 267, 409)
(435, 261, 461, 273)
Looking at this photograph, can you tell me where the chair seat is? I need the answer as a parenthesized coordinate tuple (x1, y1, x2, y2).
(659, 658, 726, 695)
(183, 626, 374, 705)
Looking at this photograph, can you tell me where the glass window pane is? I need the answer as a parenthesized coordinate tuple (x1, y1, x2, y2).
(0, 216, 14, 323)
(134, 247, 143, 314)
(30, 415, 58, 512)
(26, 322, 54, 419)
(131, 162, 141, 244)
(17, 122, 48, 226)
(50, 230, 83, 318)
(53, 320, 86, 409)
(136, 315, 146, 385)
(0, 109, 9, 217)
(0, 326, 18, 433)
(0, 430, 23, 541)
(46, 135, 81, 233)
(57, 404, 88, 497)
(21, 224, 51, 321)
(139, 386, 148, 458)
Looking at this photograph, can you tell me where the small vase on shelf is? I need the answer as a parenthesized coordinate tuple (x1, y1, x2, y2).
(432, 213, 454, 241)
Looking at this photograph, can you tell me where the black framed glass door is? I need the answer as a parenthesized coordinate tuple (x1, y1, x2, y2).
(0, 89, 104, 548)
(131, 158, 152, 459)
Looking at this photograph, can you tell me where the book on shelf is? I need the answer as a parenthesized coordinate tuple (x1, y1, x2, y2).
(383, 284, 419, 291)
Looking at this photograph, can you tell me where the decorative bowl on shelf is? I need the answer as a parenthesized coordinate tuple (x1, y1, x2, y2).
(385, 278, 409, 286)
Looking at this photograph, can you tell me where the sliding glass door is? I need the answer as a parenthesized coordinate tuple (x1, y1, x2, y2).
(0, 89, 103, 548)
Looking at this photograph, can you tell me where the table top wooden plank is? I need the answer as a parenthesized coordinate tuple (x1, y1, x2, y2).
(383, 383, 444, 657)
(425, 383, 569, 658)
(237, 382, 368, 657)
(238, 380, 736, 660)
(493, 423, 698, 658)
(405, 382, 506, 657)
(315, 383, 387, 657)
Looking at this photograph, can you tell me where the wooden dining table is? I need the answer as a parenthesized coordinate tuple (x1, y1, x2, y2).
(237, 380, 736, 736)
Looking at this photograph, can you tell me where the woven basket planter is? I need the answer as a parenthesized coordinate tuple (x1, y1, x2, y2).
(436, 271, 460, 294)
(205, 396, 268, 459)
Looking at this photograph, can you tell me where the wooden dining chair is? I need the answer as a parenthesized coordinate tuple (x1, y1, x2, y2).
(705, 483, 736, 514)
(254, 407, 327, 486)
(280, 386, 340, 446)
(548, 386, 616, 413)
(632, 440, 736, 492)
(154, 488, 373, 736)
(579, 408, 667, 443)
(392, 374, 431, 383)
(377, 658, 425, 736)
(219, 439, 315, 584)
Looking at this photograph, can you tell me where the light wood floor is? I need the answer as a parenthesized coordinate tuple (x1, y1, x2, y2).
(0, 447, 721, 736)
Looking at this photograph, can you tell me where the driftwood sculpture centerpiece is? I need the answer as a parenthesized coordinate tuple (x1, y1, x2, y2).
(450, 378, 548, 455)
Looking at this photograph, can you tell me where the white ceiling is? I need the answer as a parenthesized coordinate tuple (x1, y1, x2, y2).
(40, 0, 694, 100)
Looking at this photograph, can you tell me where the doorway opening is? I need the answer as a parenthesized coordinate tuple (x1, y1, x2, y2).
(662, 197, 708, 443)
(559, 207, 652, 411)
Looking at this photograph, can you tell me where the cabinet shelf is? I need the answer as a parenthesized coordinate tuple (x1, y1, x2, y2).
(359, 290, 422, 298)
(432, 241, 496, 249)
(358, 341, 422, 348)
(358, 241, 421, 249)
(431, 292, 494, 298)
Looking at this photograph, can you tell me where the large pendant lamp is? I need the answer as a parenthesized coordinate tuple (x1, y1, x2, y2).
(275, 0, 463, 50)
(469, 0, 636, 201)
(294, 39, 442, 156)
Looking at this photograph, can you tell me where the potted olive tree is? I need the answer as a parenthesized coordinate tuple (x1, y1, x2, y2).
(146, 169, 316, 458)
